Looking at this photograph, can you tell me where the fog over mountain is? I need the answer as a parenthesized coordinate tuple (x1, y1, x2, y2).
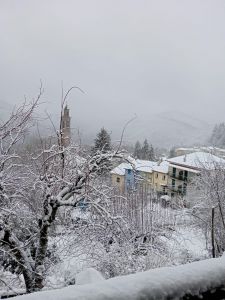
(82, 112, 212, 148)
(1, 0, 225, 147)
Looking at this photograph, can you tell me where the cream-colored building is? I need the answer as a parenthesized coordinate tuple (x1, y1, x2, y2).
(167, 151, 225, 198)
(110, 163, 127, 193)
(152, 161, 169, 194)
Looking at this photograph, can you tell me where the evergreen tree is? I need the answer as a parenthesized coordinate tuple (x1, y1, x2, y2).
(133, 139, 156, 161)
(92, 128, 112, 175)
(133, 141, 142, 158)
(142, 139, 150, 160)
(169, 147, 176, 158)
(93, 128, 112, 153)
(209, 123, 225, 147)
(148, 144, 155, 161)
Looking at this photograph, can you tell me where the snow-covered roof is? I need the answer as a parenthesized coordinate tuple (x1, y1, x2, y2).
(176, 147, 195, 151)
(152, 160, 169, 174)
(167, 151, 225, 170)
(111, 159, 158, 175)
(134, 159, 158, 173)
(176, 146, 225, 154)
(110, 163, 130, 176)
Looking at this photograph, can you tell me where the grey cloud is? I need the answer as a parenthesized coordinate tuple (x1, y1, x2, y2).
(1, 0, 225, 146)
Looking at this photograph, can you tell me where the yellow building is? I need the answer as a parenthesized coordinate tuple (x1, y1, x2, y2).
(111, 159, 169, 194)
(111, 160, 157, 193)
(110, 163, 127, 193)
(152, 161, 169, 194)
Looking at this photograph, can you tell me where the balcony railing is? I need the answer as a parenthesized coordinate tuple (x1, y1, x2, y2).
(166, 185, 186, 196)
(13, 256, 225, 300)
(169, 173, 188, 181)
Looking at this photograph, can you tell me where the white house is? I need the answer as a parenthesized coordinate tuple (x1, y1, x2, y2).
(166, 151, 225, 197)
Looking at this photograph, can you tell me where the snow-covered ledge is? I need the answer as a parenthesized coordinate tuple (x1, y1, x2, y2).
(15, 256, 225, 300)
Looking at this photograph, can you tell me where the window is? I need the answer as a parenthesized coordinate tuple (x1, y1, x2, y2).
(183, 182, 187, 195)
(172, 179, 175, 188)
(178, 170, 183, 180)
(172, 167, 176, 177)
(178, 185, 182, 193)
(162, 175, 166, 181)
(127, 169, 131, 175)
(116, 177, 120, 183)
(155, 173, 158, 178)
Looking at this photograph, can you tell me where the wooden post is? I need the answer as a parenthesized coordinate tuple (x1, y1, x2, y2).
(211, 207, 216, 258)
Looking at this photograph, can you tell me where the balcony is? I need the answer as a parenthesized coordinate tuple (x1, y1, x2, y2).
(14, 256, 225, 300)
(169, 173, 188, 181)
(166, 185, 187, 196)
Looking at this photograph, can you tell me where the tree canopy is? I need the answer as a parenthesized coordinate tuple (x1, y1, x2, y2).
(209, 123, 225, 148)
(93, 128, 112, 153)
(133, 139, 155, 161)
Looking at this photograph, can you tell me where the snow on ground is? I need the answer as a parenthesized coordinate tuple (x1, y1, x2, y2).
(15, 256, 225, 300)
(76, 268, 105, 285)
(162, 224, 208, 265)
(46, 232, 98, 288)
(45, 207, 209, 292)
(161, 209, 208, 264)
(174, 226, 208, 258)
(0, 207, 209, 296)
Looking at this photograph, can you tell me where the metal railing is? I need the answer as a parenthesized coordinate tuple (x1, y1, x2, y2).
(169, 173, 188, 181)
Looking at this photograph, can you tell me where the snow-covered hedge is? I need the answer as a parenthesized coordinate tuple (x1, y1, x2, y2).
(15, 256, 225, 300)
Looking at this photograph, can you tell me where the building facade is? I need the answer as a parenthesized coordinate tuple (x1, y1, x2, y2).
(152, 161, 169, 194)
(111, 152, 225, 201)
(166, 151, 225, 198)
(111, 159, 169, 195)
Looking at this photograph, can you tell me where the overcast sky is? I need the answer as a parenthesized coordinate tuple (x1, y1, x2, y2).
(1, 0, 225, 145)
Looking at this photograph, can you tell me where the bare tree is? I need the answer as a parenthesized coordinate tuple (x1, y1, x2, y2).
(189, 162, 225, 257)
(0, 87, 126, 293)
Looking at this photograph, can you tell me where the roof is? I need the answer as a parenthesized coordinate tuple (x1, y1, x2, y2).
(110, 163, 130, 176)
(167, 151, 225, 170)
(134, 160, 158, 173)
(110, 159, 158, 175)
(169, 163, 200, 174)
(176, 146, 225, 154)
(153, 160, 169, 174)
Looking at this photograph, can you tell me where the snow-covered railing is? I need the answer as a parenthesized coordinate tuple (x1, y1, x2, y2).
(15, 256, 225, 300)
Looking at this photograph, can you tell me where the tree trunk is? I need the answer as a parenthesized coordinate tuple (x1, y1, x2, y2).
(33, 223, 49, 290)
(33, 202, 59, 291)
(1, 229, 35, 293)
